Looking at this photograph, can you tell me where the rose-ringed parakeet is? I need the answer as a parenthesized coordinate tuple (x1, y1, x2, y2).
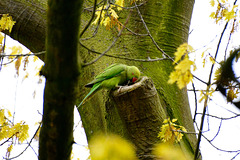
(78, 64, 140, 108)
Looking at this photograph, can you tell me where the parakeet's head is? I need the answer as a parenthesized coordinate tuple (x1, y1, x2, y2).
(127, 66, 140, 83)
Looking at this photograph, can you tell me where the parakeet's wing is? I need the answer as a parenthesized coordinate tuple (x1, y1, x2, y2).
(85, 64, 127, 87)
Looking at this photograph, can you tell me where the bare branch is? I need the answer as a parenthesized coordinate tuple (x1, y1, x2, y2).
(1, 51, 45, 58)
(196, 113, 240, 120)
(192, 82, 198, 122)
(133, 1, 174, 61)
(194, 6, 233, 157)
(80, 0, 97, 38)
(82, 24, 125, 66)
(202, 133, 240, 153)
(209, 119, 222, 142)
(80, 42, 171, 63)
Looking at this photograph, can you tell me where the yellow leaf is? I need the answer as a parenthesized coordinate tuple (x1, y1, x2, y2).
(153, 144, 191, 160)
(90, 134, 137, 160)
(0, 109, 5, 126)
(33, 55, 39, 62)
(158, 118, 187, 144)
(0, 14, 16, 32)
(23, 56, 29, 71)
(8, 46, 23, 60)
(169, 43, 195, 89)
(92, 6, 105, 25)
(168, 71, 179, 84)
(175, 58, 194, 73)
(24, 72, 29, 79)
(15, 56, 22, 76)
(103, 17, 111, 28)
(115, 0, 124, 10)
(163, 118, 169, 123)
(210, 12, 216, 19)
(169, 59, 194, 89)
(110, 9, 119, 19)
(7, 144, 13, 153)
(210, 0, 215, 7)
(223, 8, 236, 22)
(7, 110, 12, 117)
(199, 86, 215, 103)
(0, 32, 4, 45)
(18, 124, 29, 143)
(173, 43, 193, 63)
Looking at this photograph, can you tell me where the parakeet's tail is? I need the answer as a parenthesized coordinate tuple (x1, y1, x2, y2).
(77, 83, 101, 108)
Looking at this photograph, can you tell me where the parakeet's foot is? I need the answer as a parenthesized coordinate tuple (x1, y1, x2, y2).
(116, 86, 123, 92)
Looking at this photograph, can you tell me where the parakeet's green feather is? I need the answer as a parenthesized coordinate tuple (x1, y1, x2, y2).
(78, 82, 102, 107)
(85, 64, 126, 87)
(78, 64, 140, 108)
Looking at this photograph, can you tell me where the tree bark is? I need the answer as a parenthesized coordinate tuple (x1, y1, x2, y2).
(111, 77, 166, 159)
(38, 0, 82, 160)
(0, 0, 47, 59)
(1, 0, 200, 159)
(78, 0, 198, 159)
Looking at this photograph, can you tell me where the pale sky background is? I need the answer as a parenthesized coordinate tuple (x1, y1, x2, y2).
(188, 0, 240, 159)
(1, 0, 240, 160)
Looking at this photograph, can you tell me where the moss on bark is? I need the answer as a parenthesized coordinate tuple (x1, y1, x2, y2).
(1, 0, 200, 159)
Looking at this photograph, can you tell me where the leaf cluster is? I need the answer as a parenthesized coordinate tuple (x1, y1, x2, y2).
(92, 0, 141, 30)
(168, 43, 196, 89)
(158, 118, 187, 144)
(210, 0, 238, 23)
(0, 14, 16, 33)
(0, 108, 29, 156)
(89, 133, 190, 160)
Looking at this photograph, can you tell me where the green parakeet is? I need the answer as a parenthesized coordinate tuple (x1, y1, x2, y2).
(78, 64, 141, 107)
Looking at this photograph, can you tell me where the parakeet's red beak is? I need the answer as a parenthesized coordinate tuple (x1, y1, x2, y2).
(132, 77, 138, 83)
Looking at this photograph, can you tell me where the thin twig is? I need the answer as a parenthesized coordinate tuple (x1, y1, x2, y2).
(80, 0, 97, 38)
(80, 42, 171, 63)
(193, 75, 208, 85)
(0, 133, 16, 146)
(134, 1, 174, 61)
(196, 113, 240, 120)
(231, 152, 240, 160)
(122, 25, 148, 36)
(202, 133, 240, 153)
(210, 119, 222, 142)
(80, 0, 107, 41)
(82, 26, 125, 66)
(82, 11, 131, 66)
(1, 51, 45, 57)
(109, 1, 146, 10)
(83, 0, 104, 12)
(192, 82, 198, 122)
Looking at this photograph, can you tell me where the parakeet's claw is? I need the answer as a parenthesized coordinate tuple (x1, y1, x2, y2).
(117, 86, 123, 92)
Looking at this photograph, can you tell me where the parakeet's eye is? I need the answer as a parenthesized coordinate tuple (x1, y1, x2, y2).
(132, 77, 138, 83)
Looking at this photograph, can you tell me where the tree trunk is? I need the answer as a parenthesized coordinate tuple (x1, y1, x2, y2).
(38, 0, 82, 160)
(0, 0, 47, 59)
(1, 0, 200, 159)
(78, 0, 198, 159)
(111, 77, 166, 159)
